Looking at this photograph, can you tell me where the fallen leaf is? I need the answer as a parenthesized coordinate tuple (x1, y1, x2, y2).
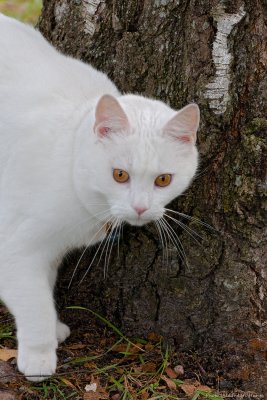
(147, 332, 163, 343)
(84, 378, 109, 400)
(84, 362, 97, 369)
(113, 342, 143, 354)
(144, 343, 154, 351)
(0, 349, 17, 362)
(166, 366, 178, 378)
(140, 391, 149, 400)
(141, 362, 157, 373)
(83, 393, 100, 400)
(84, 389, 109, 400)
(61, 378, 76, 390)
(161, 375, 177, 390)
(180, 383, 197, 396)
(197, 385, 212, 392)
(112, 343, 130, 352)
(99, 338, 107, 347)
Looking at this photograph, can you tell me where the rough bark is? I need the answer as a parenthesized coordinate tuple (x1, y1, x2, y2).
(38, 0, 267, 393)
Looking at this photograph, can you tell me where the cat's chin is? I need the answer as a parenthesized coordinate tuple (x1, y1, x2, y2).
(126, 218, 153, 227)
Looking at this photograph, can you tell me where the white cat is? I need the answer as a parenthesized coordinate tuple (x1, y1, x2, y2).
(0, 14, 199, 381)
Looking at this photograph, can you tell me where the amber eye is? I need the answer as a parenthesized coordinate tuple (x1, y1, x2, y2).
(113, 169, 129, 183)
(155, 174, 172, 187)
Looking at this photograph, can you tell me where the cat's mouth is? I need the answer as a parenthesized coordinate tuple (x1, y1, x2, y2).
(128, 219, 147, 227)
(124, 215, 156, 227)
(109, 207, 162, 227)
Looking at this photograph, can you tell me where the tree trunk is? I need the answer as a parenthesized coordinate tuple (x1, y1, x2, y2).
(39, 0, 267, 394)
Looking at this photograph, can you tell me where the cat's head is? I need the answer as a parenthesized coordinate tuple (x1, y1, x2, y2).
(76, 94, 199, 227)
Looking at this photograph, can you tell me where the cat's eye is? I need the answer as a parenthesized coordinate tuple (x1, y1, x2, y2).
(113, 169, 129, 183)
(155, 174, 172, 187)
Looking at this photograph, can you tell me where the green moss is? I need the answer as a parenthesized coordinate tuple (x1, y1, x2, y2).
(241, 118, 267, 136)
(221, 117, 267, 216)
(0, 0, 42, 24)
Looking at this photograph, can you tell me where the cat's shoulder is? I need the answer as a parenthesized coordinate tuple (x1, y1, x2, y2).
(0, 13, 51, 55)
(0, 13, 36, 36)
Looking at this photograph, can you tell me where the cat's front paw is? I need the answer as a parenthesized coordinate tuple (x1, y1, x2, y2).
(18, 345, 57, 382)
(56, 320, 71, 343)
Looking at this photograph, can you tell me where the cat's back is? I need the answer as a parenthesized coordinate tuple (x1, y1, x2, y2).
(0, 14, 119, 172)
(0, 14, 67, 119)
(0, 14, 118, 104)
(0, 14, 81, 97)
(0, 14, 57, 77)
(0, 15, 61, 169)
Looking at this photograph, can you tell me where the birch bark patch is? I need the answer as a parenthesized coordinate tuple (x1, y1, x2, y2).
(205, 4, 246, 114)
(83, 0, 104, 36)
(54, 1, 69, 23)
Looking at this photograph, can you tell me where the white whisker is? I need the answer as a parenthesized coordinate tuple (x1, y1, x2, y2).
(164, 208, 216, 232)
(161, 219, 170, 263)
(78, 216, 115, 286)
(158, 219, 171, 265)
(103, 220, 117, 278)
(67, 212, 112, 288)
(104, 220, 121, 278)
(117, 222, 123, 259)
(96, 220, 116, 273)
(160, 217, 188, 265)
(155, 220, 168, 264)
(164, 214, 204, 245)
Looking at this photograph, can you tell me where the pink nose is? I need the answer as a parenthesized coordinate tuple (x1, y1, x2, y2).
(134, 207, 147, 216)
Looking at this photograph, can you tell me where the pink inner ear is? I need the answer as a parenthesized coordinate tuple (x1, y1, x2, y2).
(98, 126, 111, 137)
(178, 135, 191, 143)
(163, 103, 200, 144)
(94, 94, 129, 138)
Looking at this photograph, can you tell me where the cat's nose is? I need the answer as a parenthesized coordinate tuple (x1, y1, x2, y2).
(134, 207, 148, 216)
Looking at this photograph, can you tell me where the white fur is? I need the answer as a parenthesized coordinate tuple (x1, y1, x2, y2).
(0, 14, 199, 381)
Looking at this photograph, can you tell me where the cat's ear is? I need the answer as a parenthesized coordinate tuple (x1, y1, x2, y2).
(94, 95, 129, 137)
(163, 104, 200, 144)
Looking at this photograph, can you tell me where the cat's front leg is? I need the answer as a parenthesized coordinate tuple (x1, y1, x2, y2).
(0, 255, 58, 382)
(48, 266, 71, 344)
(56, 320, 70, 343)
